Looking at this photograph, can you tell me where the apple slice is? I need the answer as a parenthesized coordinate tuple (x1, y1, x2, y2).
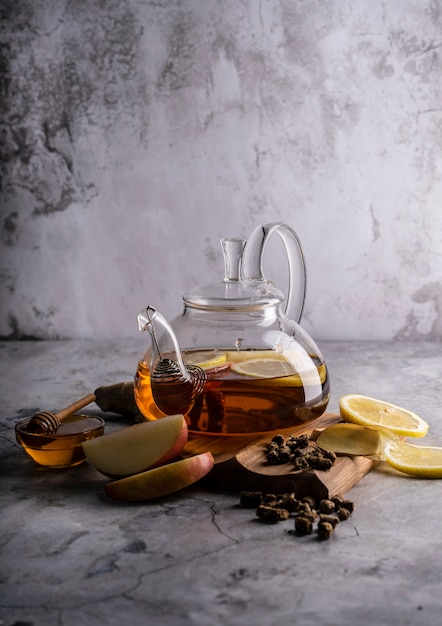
(82, 413, 188, 477)
(104, 452, 214, 502)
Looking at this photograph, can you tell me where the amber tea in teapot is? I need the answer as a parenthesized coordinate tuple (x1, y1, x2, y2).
(135, 347, 329, 434)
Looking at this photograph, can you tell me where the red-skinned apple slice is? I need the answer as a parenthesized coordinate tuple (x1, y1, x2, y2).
(82, 413, 188, 478)
(104, 452, 214, 502)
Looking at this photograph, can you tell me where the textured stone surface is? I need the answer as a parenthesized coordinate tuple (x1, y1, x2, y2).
(2, 339, 442, 624)
(2, 1, 442, 341)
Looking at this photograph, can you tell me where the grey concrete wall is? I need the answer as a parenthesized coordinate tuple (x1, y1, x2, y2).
(2, 0, 442, 341)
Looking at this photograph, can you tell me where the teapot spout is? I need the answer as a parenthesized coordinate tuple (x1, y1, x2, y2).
(137, 306, 206, 416)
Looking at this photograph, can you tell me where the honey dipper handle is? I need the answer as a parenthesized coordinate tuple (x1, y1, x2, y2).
(55, 393, 96, 421)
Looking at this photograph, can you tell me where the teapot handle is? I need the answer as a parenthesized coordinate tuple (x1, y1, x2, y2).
(242, 222, 306, 323)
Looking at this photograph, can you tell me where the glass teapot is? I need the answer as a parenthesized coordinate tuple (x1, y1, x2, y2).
(134, 222, 330, 435)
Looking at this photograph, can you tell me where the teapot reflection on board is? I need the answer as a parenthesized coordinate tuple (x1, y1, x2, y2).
(134, 222, 330, 435)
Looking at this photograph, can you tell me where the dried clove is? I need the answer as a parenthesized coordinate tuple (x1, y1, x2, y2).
(317, 520, 334, 540)
(295, 516, 314, 535)
(240, 491, 263, 508)
(319, 499, 336, 514)
(256, 505, 290, 522)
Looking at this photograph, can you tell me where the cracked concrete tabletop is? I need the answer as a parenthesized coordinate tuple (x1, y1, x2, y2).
(2, 339, 442, 625)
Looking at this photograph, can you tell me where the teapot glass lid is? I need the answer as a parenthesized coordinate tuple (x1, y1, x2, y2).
(182, 238, 285, 311)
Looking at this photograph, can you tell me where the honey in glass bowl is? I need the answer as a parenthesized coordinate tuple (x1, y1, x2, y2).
(15, 414, 105, 468)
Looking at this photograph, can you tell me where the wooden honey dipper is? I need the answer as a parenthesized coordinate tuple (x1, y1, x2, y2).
(24, 381, 144, 434)
(27, 393, 97, 434)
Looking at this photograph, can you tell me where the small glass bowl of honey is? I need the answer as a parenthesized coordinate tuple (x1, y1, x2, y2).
(15, 414, 105, 468)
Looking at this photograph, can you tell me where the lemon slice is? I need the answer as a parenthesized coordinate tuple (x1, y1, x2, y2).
(384, 440, 442, 478)
(226, 350, 286, 363)
(231, 357, 296, 378)
(339, 394, 429, 438)
(185, 351, 228, 370)
(252, 364, 327, 387)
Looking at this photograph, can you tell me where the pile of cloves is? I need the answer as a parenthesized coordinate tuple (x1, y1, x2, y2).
(240, 491, 354, 540)
(265, 433, 337, 471)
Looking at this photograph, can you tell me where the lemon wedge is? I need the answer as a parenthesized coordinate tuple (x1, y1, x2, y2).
(340, 394, 429, 438)
(384, 440, 442, 478)
(185, 351, 228, 370)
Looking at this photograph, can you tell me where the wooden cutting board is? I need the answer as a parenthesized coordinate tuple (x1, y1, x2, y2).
(183, 413, 375, 500)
